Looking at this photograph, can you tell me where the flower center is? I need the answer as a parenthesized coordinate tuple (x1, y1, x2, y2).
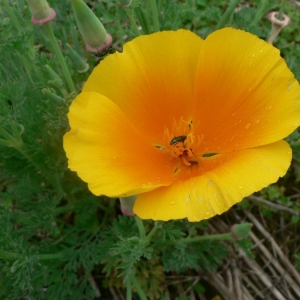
(163, 117, 202, 167)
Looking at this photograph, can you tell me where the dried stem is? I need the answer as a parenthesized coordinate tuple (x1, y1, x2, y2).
(243, 210, 300, 285)
(248, 195, 299, 216)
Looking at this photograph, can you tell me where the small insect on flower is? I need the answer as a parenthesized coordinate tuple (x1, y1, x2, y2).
(170, 135, 187, 145)
(189, 160, 198, 166)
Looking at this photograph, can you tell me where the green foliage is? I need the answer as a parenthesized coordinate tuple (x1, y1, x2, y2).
(99, 217, 147, 279)
(162, 240, 228, 273)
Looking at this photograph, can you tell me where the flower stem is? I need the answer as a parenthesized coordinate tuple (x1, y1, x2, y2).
(251, 0, 269, 26)
(0, 124, 23, 149)
(277, 2, 286, 20)
(167, 232, 233, 245)
(44, 23, 77, 95)
(149, 0, 160, 32)
(18, 53, 34, 83)
(0, 250, 64, 261)
(0, 138, 11, 147)
(0, 250, 18, 261)
(215, 0, 242, 30)
(3, 0, 22, 31)
(291, 139, 300, 147)
(126, 274, 132, 300)
(135, 7, 151, 34)
(145, 221, 160, 242)
(130, 273, 148, 300)
(135, 216, 146, 239)
(124, 7, 141, 36)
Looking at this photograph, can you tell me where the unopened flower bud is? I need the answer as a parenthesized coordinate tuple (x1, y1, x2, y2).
(66, 43, 89, 73)
(45, 64, 64, 87)
(231, 223, 252, 240)
(71, 0, 112, 53)
(119, 195, 137, 217)
(42, 88, 64, 105)
(267, 11, 291, 44)
(26, 0, 56, 25)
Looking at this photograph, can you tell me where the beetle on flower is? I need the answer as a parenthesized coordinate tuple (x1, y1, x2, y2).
(64, 28, 300, 222)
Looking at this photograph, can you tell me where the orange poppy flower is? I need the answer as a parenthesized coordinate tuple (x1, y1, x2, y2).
(64, 28, 300, 221)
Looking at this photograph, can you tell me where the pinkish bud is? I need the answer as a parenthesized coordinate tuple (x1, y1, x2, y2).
(119, 195, 137, 217)
(26, 0, 56, 25)
(71, 0, 112, 53)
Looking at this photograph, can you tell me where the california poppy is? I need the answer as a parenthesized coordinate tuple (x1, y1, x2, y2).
(64, 28, 300, 221)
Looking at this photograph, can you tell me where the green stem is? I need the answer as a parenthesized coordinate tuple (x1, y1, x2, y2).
(44, 23, 77, 95)
(166, 233, 233, 245)
(126, 274, 132, 300)
(53, 203, 75, 216)
(0, 128, 16, 144)
(145, 221, 160, 242)
(251, 0, 269, 26)
(18, 53, 34, 83)
(0, 138, 12, 147)
(291, 140, 300, 147)
(277, 2, 285, 20)
(13, 142, 35, 163)
(0, 63, 8, 80)
(149, 0, 160, 32)
(135, 7, 151, 34)
(0, 250, 64, 261)
(215, 0, 242, 30)
(190, 0, 197, 31)
(0, 126, 23, 149)
(131, 273, 148, 300)
(26, 31, 36, 58)
(135, 217, 146, 240)
(69, 17, 82, 56)
(3, 0, 22, 31)
(0, 250, 18, 261)
(125, 8, 141, 36)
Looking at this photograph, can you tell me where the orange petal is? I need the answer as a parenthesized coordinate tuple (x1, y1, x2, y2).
(83, 30, 204, 146)
(134, 140, 292, 221)
(63, 92, 177, 197)
(193, 28, 300, 153)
